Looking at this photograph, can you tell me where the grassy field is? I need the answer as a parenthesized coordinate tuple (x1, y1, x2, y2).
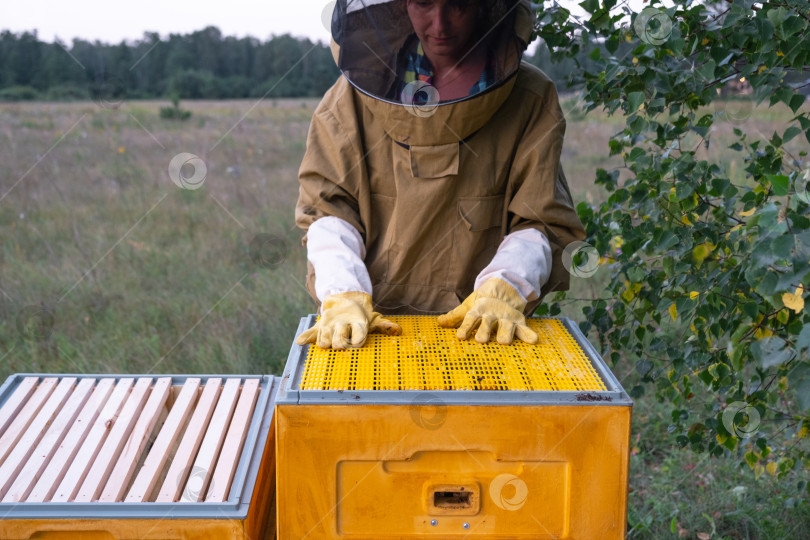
(1, 95, 808, 537)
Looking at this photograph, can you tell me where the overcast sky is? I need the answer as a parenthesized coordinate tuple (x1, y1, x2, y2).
(0, 0, 658, 45)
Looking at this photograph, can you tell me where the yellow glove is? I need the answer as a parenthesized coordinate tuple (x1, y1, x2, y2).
(296, 291, 402, 349)
(437, 278, 539, 345)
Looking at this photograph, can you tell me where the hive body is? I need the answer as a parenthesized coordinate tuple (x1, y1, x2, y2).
(276, 316, 632, 539)
(0, 374, 279, 540)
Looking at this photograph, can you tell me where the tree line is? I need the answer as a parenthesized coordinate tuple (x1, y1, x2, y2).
(0, 27, 340, 101)
(0, 25, 629, 102)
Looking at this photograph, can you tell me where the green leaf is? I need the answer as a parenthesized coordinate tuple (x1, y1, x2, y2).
(783, 126, 802, 143)
(627, 91, 645, 113)
(605, 63, 620, 83)
(750, 337, 795, 369)
(772, 87, 794, 108)
(676, 181, 695, 200)
(628, 114, 648, 134)
(636, 359, 653, 376)
(579, 0, 599, 15)
(766, 7, 789, 27)
(789, 94, 806, 114)
(697, 59, 717, 82)
(767, 174, 790, 196)
(788, 362, 810, 411)
(797, 324, 810, 352)
(782, 15, 807, 38)
(743, 302, 760, 319)
(718, 51, 735, 67)
(771, 233, 795, 259)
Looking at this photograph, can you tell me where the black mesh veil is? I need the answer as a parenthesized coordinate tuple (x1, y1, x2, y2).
(330, 0, 529, 105)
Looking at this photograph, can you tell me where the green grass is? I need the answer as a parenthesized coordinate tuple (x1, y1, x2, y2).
(0, 99, 319, 377)
(1, 96, 808, 536)
(622, 382, 810, 539)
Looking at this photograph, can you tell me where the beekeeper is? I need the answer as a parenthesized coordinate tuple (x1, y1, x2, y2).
(295, 0, 585, 349)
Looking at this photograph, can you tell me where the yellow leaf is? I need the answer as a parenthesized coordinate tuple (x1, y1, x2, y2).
(701, 38, 709, 46)
(669, 303, 678, 320)
(682, 214, 692, 226)
(755, 326, 774, 339)
(777, 51, 784, 57)
(632, 57, 638, 65)
(739, 207, 756, 217)
(766, 462, 778, 477)
(716, 432, 728, 445)
(625, 33, 632, 43)
(693, 242, 716, 264)
(782, 285, 805, 313)
(622, 282, 642, 303)
(798, 425, 809, 439)
(758, 65, 767, 74)
(689, 291, 700, 300)
(690, 323, 697, 334)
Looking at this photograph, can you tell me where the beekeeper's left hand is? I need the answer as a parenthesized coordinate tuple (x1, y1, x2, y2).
(437, 278, 538, 345)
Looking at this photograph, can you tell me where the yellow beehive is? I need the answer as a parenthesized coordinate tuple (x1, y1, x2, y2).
(276, 316, 632, 539)
(0, 374, 279, 540)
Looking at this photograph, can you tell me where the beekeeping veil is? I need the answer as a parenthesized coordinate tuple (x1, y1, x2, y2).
(328, 0, 534, 106)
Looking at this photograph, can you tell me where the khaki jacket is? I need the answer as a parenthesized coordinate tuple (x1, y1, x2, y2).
(296, 59, 585, 315)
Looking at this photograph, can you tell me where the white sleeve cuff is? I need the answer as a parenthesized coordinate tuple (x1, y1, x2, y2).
(306, 216, 373, 301)
(474, 228, 552, 302)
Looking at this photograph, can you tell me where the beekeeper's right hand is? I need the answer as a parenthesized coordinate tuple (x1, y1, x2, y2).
(296, 291, 401, 349)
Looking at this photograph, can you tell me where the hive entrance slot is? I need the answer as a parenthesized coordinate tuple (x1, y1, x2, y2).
(433, 489, 471, 508)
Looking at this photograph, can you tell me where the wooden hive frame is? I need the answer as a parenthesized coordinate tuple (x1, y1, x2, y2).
(0, 374, 277, 540)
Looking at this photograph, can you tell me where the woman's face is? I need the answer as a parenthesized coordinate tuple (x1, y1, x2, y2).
(406, 0, 480, 64)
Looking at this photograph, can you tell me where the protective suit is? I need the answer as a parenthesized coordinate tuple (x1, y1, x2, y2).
(295, 0, 585, 332)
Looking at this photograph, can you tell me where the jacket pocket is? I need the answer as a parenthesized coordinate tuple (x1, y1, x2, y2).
(452, 195, 506, 296)
(457, 195, 504, 231)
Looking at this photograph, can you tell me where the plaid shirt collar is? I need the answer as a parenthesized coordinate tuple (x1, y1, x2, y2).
(402, 39, 493, 99)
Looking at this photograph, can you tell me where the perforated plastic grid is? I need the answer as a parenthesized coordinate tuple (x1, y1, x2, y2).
(299, 317, 606, 392)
